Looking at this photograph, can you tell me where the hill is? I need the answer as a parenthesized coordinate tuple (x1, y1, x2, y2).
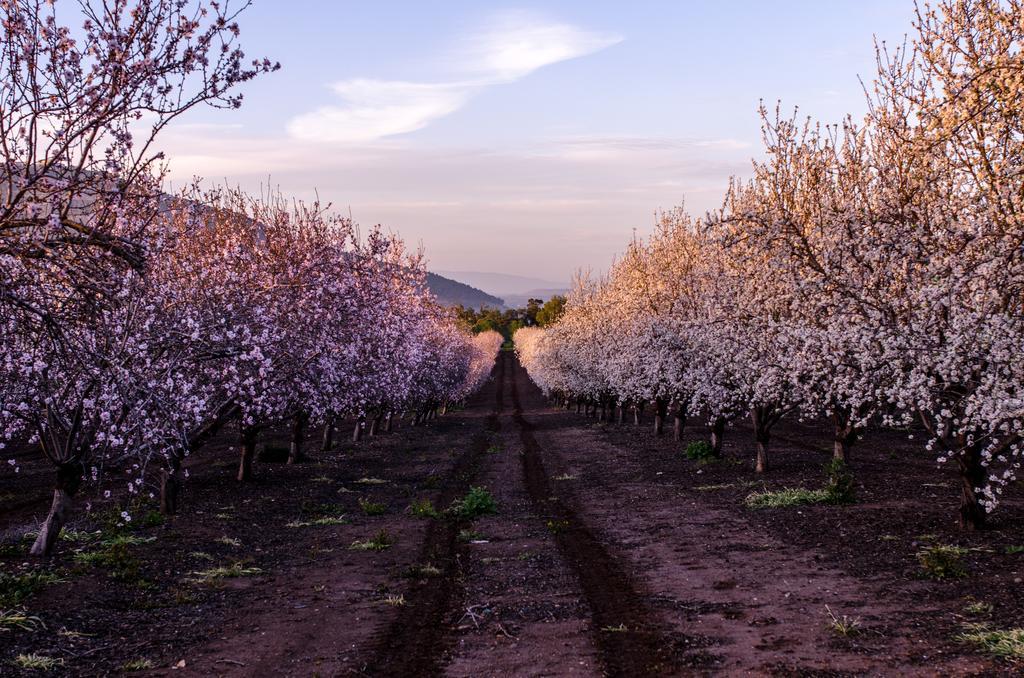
(426, 272, 504, 309)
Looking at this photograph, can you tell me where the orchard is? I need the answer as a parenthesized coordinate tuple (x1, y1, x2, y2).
(3, 0, 1024, 675)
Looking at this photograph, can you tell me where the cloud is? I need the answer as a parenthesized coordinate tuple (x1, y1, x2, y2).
(286, 13, 621, 144)
(465, 11, 622, 81)
(287, 80, 470, 143)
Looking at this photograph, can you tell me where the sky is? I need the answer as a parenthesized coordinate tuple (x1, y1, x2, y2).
(157, 0, 918, 282)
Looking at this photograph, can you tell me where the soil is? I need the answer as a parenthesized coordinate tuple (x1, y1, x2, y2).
(1, 352, 1022, 676)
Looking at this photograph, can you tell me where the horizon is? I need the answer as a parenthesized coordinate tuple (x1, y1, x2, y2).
(156, 1, 916, 281)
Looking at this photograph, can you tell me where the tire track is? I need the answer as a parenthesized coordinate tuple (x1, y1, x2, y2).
(361, 355, 505, 677)
(509, 354, 685, 677)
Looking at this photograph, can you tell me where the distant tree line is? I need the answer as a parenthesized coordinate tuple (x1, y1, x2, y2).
(455, 296, 566, 338)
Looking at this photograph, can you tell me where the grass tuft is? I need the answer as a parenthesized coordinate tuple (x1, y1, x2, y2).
(121, 658, 155, 672)
(408, 498, 440, 519)
(958, 623, 1024, 659)
(744, 487, 832, 509)
(358, 498, 387, 516)
(918, 544, 968, 580)
(13, 654, 63, 670)
(350, 529, 395, 552)
(188, 563, 262, 584)
(825, 605, 861, 637)
(0, 608, 45, 633)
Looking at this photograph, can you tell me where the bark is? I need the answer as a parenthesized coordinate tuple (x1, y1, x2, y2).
(654, 397, 668, 436)
(160, 454, 182, 515)
(237, 427, 258, 482)
(353, 416, 365, 442)
(384, 412, 393, 433)
(831, 408, 857, 464)
(368, 412, 381, 437)
(957, 444, 987, 531)
(288, 412, 308, 464)
(617, 404, 624, 426)
(31, 463, 83, 557)
(710, 417, 726, 457)
(751, 407, 772, 473)
(321, 419, 335, 452)
(633, 402, 643, 426)
(673, 401, 688, 442)
(575, 400, 582, 415)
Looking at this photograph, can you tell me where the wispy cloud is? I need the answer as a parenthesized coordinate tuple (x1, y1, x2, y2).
(287, 12, 621, 144)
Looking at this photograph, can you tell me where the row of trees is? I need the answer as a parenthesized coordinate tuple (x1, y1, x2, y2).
(0, 0, 501, 556)
(516, 0, 1024, 530)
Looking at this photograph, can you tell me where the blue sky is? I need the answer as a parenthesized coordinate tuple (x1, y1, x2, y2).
(159, 1, 917, 282)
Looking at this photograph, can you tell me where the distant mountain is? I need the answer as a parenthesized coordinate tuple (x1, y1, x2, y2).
(426, 272, 504, 309)
(502, 288, 570, 308)
(435, 270, 568, 298)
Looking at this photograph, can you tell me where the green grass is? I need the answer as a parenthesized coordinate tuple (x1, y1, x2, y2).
(685, 440, 717, 462)
(13, 654, 63, 670)
(446, 486, 498, 520)
(358, 498, 387, 516)
(408, 498, 440, 519)
(918, 545, 968, 580)
(0, 608, 45, 633)
(0, 572, 65, 607)
(744, 487, 832, 509)
(958, 623, 1024, 659)
(825, 605, 861, 637)
(458, 529, 484, 543)
(350, 529, 395, 552)
(121, 658, 155, 672)
(354, 477, 388, 485)
(188, 563, 262, 584)
(1005, 545, 1024, 555)
(215, 536, 241, 547)
(964, 600, 994, 616)
(404, 563, 442, 578)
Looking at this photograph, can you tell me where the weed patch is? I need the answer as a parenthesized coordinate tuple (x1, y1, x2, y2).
(0, 572, 65, 607)
(744, 487, 832, 509)
(446, 486, 498, 520)
(408, 498, 439, 519)
(188, 563, 262, 584)
(918, 545, 968, 580)
(358, 498, 387, 516)
(13, 654, 63, 671)
(958, 623, 1024, 660)
(350, 529, 395, 552)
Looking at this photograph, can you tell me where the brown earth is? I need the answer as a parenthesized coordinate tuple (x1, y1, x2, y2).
(1, 352, 1022, 676)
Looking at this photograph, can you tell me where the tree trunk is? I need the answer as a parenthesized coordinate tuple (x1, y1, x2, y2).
(831, 407, 857, 463)
(617, 404, 624, 425)
(957, 444, 987, 530)
(237, 427, 257, 482)
(368, 412, 381, 437)
(160, 454, 182, 515)
(321, 419, 335, 452)
(633, 402, 643, 426)
(673, 401, 688, 442)
(31, 463, 83, 557)
(575, 400, 582, 415)
(751, 407, 771, 473)
(353, 415, 365, 442)
(384, 411, 393, 433)
(654, 397, 668, 436)
(288, 412, 308, 464)
(710, 417, 725, 457)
